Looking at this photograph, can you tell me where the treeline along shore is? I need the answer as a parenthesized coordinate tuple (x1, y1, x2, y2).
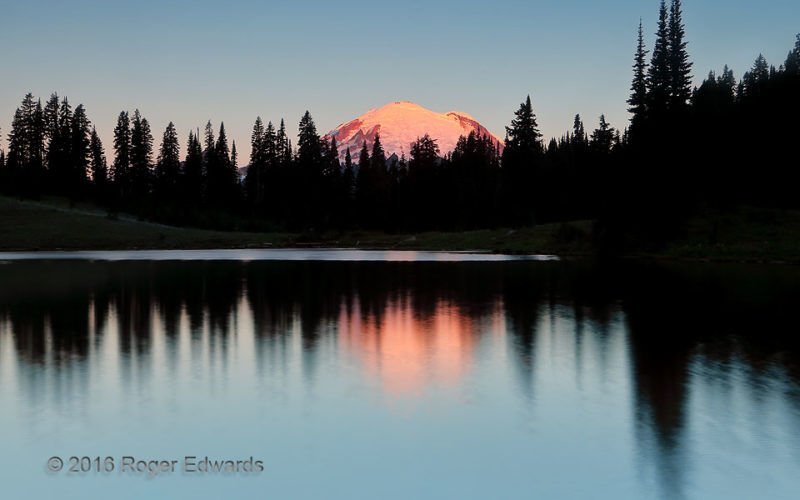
(1, 1, 798, 257)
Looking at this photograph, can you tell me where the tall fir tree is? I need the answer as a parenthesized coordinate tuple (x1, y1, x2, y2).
(112, 111, 131, 196)
(628, 20, 649, 133)
(355, 140, 371, 226)
(501, 95, 543, 225)
(647, 0, 671, 116)
(155, 122, 181, 199)
(590, 115, 616, 154)
(206, 122, 238, 207)
(276, 119, 290, 166)
(89, 126, 108, 190)
(785, 34, 800, 75)
(43, 93, 61, 180)
(370, 133, 386, 170)
(572, 114, 587, 146)
(264, 121, 277, 166)
(343, 147, 354, 198)
(6, 94, 46, 196)
(129, 110, 154, 200)
(297, 111, 322, 168)
(296, 111, 324, 226)
(182, 130, 205, 205)
(5, 108, 25, 188)
(667, 0, 692, 110)
(325, 137, 340, 178)
(246, 116, 265, 207)
(503, 95, 542, 155)
(68, 104, 91, 195)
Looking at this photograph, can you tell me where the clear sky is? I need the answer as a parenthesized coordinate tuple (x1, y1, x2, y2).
(1, 0, 798, 161)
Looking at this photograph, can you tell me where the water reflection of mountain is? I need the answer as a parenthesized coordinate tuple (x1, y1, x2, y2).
(1, 259, 799, 496)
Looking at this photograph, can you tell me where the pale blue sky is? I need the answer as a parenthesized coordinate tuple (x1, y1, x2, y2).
(1, 0, 798, 160)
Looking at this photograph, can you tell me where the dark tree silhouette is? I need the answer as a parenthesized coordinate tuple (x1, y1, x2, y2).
(628, 20, 649, 137)
(89, 127, 108, 193)
(182, 130, 205, 207)
(68, 104, 91, 197)
(129, 110, 153, 200)
(647, 1, 671, 119)
(155, 122, 181, 201)
(502, 95, 543, 224)
(668, 0, 692, 112)
(111, 111, 131, 200)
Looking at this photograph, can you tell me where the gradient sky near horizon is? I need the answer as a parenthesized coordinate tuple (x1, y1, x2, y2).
(1, 0, 798, 160)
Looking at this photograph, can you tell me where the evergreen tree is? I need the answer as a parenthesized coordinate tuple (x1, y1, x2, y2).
(297, 111, 322, 167)
(276, 119, 289, 166)
(668, 0, 692, 110)
(68, 104, 91, 195)
(628, 20, 649, 131)
(43, 94, 60, 145)
(203, 121, 215, 160)
(5, 108, 26, 193)
(370, 133, 386, 170)
(355, 140, 371, 226)
(648, 0, 671, 116)
(204, 122, 238, 208)
(408, 134, 441, 230)
(785, 34, 800, 75)
(26, 95, 46, 195)
(182, 130, 205, 205)
(246, 116, 266, 207)
(741, 54, 770, 96)
(112, 111, 131, 196)
(590, 115, 616, 153)
(5, 94, 46, 196)
(296, 111, 324, 226)
(324, 137, 340, 178)
(503, 95, 542, 155)
(43, 96, 74, 194)
(43, 93, 61, 180)
(89, 126, 108, 191)
(260, 120, 285, 224)
(155, 122, 181, 199)
(409, 134, 440, 168)
(129, 110, 153, 200)
(342, 147, 354, 199)
(501, 95, 542, 225)
(717, 65, 736, 98)
(264, 121, 277, 166)
(572, 114, 587, 146)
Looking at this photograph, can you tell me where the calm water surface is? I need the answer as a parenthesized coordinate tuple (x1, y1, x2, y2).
(0, 250, 798, 499)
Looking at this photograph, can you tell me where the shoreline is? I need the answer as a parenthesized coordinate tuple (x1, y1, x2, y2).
(2, 196, 798, 264)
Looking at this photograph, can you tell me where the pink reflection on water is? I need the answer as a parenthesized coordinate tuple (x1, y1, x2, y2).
(338, 297, 482, 397)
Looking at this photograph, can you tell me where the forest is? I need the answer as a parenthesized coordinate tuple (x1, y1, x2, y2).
(1, 0, 798, 252)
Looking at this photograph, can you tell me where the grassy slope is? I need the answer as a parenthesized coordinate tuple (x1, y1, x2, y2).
(0, 196, 592, 253)
(661, 206, 800, 262)
(0, 197, 293, 250)
(1, 196, 798, 261)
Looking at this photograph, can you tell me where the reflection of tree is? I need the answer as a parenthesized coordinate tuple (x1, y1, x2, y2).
(2, 257, 800, 489)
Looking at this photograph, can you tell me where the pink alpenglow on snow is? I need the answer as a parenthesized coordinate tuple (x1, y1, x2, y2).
(325, 101, 504, 161)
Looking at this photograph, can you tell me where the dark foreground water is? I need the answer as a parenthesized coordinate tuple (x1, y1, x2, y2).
(0, 251, 798, 499)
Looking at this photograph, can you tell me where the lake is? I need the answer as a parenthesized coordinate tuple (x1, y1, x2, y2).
(0, 250, 798, 499)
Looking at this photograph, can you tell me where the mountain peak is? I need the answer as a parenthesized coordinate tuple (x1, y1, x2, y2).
(326, 102, 503, 160)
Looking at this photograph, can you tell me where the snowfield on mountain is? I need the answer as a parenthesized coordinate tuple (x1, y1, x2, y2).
(325, 101, 504, 160)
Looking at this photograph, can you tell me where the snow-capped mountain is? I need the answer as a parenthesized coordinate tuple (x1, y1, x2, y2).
(325, 101, 503, 161)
